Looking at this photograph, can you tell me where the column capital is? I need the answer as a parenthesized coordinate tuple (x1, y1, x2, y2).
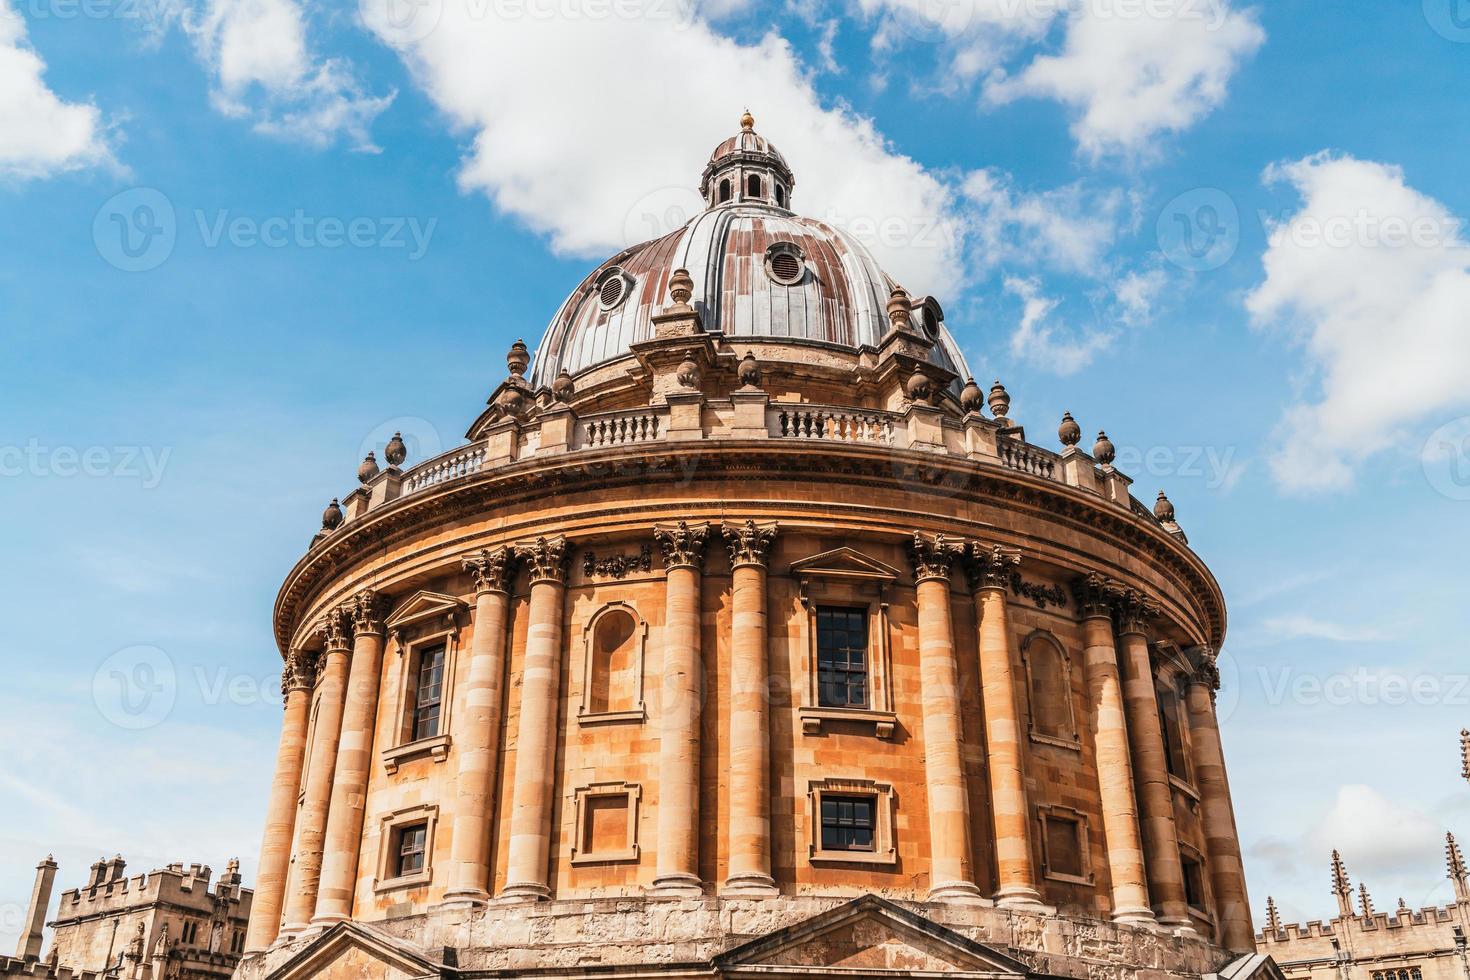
(721, 520, 778, 569)
(1192, 656, 1221, 694)
(1112, 588, 1159, 638)
(281, 651, 317, 698)
(654, 521, 711, 571)
(909, 531, 962, 583)
(463, 546, 516, 595)
(1072, 571, 1122, 620)
(964, 541, 1021, 593)
(515, 535, 570, 585)
(350, 588, 387, 635)
(319, 607, 353, 652)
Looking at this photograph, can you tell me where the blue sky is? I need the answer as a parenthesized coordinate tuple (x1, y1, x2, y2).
(4, 0, 1470, 946)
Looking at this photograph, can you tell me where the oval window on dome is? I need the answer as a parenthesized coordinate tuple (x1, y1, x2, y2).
(766, 244, 804, 286)
(597, 269, 630, 310)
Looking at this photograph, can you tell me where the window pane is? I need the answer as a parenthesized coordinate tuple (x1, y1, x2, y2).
(411, 646, 445, 741)
(819, 794, 876, 852)
(816, 608, 869, 708)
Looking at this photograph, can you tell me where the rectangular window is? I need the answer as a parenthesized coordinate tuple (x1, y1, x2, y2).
(396, 823, 428, 876)
(1043, 814, 1085, 879)
(1160, 684, 1190, 778)
(1182, 853, 1206, 909)
(411, 645, 445, 741)
(816, 607, 868, 708)
(820, 794, 875, 852)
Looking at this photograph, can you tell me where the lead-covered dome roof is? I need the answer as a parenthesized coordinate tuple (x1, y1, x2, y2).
(529, 114, 969, 388)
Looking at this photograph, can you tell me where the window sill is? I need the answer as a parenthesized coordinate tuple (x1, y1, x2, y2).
(809, 846, 897, 867)
(1029, 731, 1082, 751)
(1042, 870, 1094, 887)
(381, 734, 451, 774)
(373, 868, 432, 894)
(577, 707, 646, 727)
(571, 847, 639, 865)
(800, 706, 897, 739)
(1168, 774, 1201, 802)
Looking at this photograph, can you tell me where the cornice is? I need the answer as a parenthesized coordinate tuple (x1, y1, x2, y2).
(272, 440, 1226, 657)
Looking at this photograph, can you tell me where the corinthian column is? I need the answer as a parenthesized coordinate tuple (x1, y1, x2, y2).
(498, 536, 569, 903)
(652, 521, 710, 898)
(1074, 574, 1155, 927)
(279, 610, 352, 935)
(910, 533, 983, 904)
(440, 547, 517, 909)
(312, 589, 389, 927)
(965, 543, 1042, 909)
(1185, 656, 1255, 950)
(721, 520, 778, 897)
(245, 650, 316, 951)
(1115, 593, 1191, 932)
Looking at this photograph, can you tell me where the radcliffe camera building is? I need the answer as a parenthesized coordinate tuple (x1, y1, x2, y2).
(232, 114, 1266, 979)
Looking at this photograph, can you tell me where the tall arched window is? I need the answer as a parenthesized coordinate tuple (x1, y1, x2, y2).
(775, 184, 786, 208)
(1023, 632, 1077, 742)
(580, 602, 647, 722)
(718, 179, 731, 203)
(747, 174, 762, 199)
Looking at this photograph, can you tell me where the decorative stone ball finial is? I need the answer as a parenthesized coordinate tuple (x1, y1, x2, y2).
(886, 286, 912, 331)
(740, 109, 755, 132)
(988, 379, 1011, 421)
(384, 431, 407, 467)
(905, 371, 934, 405)
(669, 267, 694, 307)
(357, 452, 380, 484)
(1059, 411, 1081, 447)
(1154, 490, 1176, 523)
(676, 357, 703, 391)
(552, 369, 576, 403)
(737, 351, 761, 388)
(321, 498, 343, 530)
(507, 339, 530, 378)
(960, 378, 983, 415)
(1093, 431, 1115, 465)
(496, 387, 527, 418)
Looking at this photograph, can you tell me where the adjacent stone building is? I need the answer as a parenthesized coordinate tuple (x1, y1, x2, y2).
(1, 855, 252, 980)
(237, 112, 1269, 980)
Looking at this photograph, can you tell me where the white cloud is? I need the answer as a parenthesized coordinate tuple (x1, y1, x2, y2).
(1246, 153, 1470, 493)
(363, 1, 965, 295)
(1004, 275, 1113, 374)
(0, 0, 115, 179)
(984, 0, 1264, 158)
(1259, 614, 1389, 644)
(1113, 266, 1165, 325)
(961, 168, 1127, 275)
(184, 0, 392, 150)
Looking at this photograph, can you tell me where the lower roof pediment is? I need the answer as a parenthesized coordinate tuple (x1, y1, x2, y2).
(268, 921, 452, 980)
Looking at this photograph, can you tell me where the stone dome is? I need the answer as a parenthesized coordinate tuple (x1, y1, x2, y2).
(528, 115, 969, 389)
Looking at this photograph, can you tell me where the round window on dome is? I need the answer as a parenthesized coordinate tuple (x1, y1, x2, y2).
(597, 270, 630, 310)
(766, 245, 804, 286)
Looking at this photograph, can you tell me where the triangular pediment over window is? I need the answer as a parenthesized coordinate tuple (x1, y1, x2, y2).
(267, 921, 453, 980)
(1209, 953, 1288, 980)
(715, 895, 1032, 978)
(788, 547, 902, 583)
(384, 590, 468, 632)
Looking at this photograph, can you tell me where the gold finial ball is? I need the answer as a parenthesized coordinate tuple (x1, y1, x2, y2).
(740, 109, 755, 132)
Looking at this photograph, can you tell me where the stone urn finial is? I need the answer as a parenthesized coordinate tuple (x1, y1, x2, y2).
(384, 431, 407, 467)
(321, 498, 343, 530)
(1093, 430, 1116, 465)
(357, 452, 380, 484)
(669, 267, 694, 307)
(507, 339, 530, 378)
(988, 379, 1011, 422)
(905, 371, 934, 405)
(737, 351, 761, 389)
(552, 369, 576, 403)
(676, 356, 703, 391)
(1059, 411, 1081, 447)
(1154, 490, 1176, 523)
(886, 286, 912, 331)
(959, 378, 984, 415)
